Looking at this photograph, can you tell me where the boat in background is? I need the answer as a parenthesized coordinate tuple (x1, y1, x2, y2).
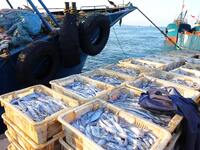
(166, 1, 200, 50)
(177, 18, 200, 50)
(165, 0, 191, 43)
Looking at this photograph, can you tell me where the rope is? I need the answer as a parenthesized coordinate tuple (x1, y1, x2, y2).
(136, 8, 182, 50)
(112, 26, 128, 58)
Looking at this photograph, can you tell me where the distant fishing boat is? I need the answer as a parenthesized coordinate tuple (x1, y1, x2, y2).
(165, 1, 200, 50)
(165, 0, 191, 43)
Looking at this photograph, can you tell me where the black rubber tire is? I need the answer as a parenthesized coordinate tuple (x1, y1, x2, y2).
(178, 23, 191, 33)
(79, 14, 110, 56)
(59, 13, 81, 67)
(16, 41, 59, 85)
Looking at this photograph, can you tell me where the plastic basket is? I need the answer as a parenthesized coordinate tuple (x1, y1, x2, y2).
(58, 100, 171, 150)
(171, 68, 200, 78)
(98, 87, 183, 133)
(145, 71, 200, 91)
(0, 85, 80, 144)
(59, 137, 74, 150)
(181, 63, 200, 72)
(5, 132, 25, 150)
(50, 75, 113, 101)
(81, 69, 134, 87)
(119, 58, 165, 70)
(3, 114, 63, 150)
(102, 63, 148, 78)
(126, 76, 200, 103)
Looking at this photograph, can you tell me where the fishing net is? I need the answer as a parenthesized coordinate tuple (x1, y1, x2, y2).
(0, 9, 42, 51)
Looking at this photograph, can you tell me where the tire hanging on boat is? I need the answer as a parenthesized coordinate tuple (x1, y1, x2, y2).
(59, 13, 81, 67)
(79, 14, 110, 56)
(16, 41, 59, 85)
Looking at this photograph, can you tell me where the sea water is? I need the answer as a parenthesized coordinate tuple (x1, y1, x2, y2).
(83, 25, 175, 71)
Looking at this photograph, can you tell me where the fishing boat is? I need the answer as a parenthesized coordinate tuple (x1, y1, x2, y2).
(176, 17, 200, 50)
(165, 1, 191, 44)
(165, 1, 200, 50)
(0, 0, 136, 133)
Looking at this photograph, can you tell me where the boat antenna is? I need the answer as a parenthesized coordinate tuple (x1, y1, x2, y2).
(136, 8, 182, 50)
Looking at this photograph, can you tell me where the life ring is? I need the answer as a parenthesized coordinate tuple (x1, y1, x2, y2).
(16, 41, 59, 85)
(79, 14, 110, 56)
(59, 13, 81, 67)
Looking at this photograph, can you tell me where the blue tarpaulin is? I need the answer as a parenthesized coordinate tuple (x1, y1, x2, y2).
(0, 9, 42, 48)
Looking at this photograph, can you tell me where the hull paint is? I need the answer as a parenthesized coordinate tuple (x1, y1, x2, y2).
(165, 36, 177, 44)
(177, 33, 200, 50)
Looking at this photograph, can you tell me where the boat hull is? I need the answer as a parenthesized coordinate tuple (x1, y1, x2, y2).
(177, 33, 200, 50)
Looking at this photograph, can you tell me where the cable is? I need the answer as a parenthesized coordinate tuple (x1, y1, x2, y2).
(112, 26, 129, 58)
(136, 8, 182, 50)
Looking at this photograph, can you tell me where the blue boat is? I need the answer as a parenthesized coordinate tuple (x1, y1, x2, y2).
(166, 10, 191, 43)
(165, 1, 200, 50)
(0, 0, 136, 133)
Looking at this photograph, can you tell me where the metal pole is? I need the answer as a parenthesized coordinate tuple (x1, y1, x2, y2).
(26, 0, 52, 32)
(6, 0, 13, 9)
(38, 0, 60, 27)
(137, 8, 182, 50)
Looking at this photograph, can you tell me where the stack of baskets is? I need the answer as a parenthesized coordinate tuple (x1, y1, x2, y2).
(1, 50, 200, 150)
(0, 85, 81, 150)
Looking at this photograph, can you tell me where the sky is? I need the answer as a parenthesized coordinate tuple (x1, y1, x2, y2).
(1, 0, 199, 26)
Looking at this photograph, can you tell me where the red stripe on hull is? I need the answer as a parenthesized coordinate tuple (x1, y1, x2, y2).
(165, 37, 177, 44)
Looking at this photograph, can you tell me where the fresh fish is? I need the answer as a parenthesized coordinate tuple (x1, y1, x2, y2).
(171, 69, 198, 78)
(110, 65, 140, 76)
(71, 108, 157, 150)
(65, 81, 102, 98)
(135, 80, 161, 90)
(151, 75, 200, 90)
(91, 74, 123, 86)
(10, 92, 66, 122)
(108, 92, 172, 127)
(131, 60, 157, 69)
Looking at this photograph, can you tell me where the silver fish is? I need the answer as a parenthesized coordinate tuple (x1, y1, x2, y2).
(10, 92, 66, 122)
(110, 65, 140, 76)
(65, 81, 102, 98)
(71, 109, 157, 150)
(91, 75, 123, 85)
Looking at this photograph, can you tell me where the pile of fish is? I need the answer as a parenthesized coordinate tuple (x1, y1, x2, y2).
(108, 92, 171, 127)
(91, 74, 123, 86)
(171, 79, 200, 90)
(110, 65, 140, 76)
(171, 69, 198, 78)
(131, 60, 157, 69)
(71, 108, 157, 150)
(182, 64, 200, 71)
(187, 58, 200, 65)
(151, 75, 200, 90)
(65, 81, 102, 98)
(132, 80, 162, 90)
(10, 92, 67, 122)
